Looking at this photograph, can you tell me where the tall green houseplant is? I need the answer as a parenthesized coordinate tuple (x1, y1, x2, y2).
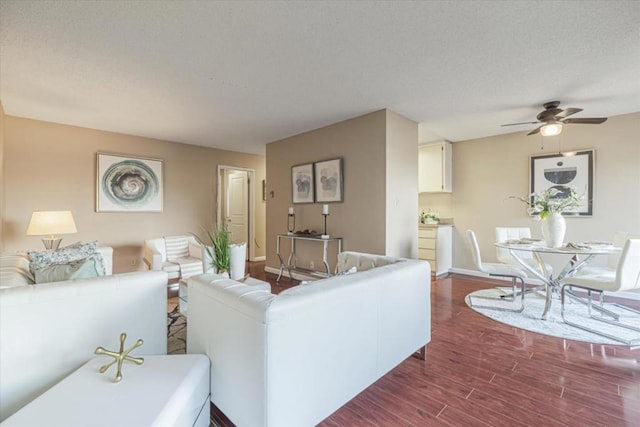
(205, 223, 231, 274)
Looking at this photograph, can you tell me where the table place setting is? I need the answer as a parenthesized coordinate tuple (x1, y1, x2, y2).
(503, 237, 544, 246)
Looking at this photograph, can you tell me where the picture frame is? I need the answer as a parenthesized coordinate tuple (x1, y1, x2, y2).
(314, 158, 343, 203)
(96, 152, 164, 212)
(530, 149, 594, 216)
(291, 163, 314, 203)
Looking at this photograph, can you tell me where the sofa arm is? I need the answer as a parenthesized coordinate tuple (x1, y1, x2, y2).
(188, 242, 203, 260)
(143, 241, 164, 271)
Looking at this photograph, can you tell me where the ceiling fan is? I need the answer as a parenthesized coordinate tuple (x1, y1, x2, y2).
(502, 101, 608, 136)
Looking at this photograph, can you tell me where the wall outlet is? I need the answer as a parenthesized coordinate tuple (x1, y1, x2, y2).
(309, 261, 315, 270)
(130, 258, 136, 266)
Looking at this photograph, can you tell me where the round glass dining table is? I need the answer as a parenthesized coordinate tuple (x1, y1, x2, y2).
(493, 241, 620, 319)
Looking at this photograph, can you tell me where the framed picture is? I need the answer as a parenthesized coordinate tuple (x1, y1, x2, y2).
(97, 153, 163, 212)
(314, 158, 343, 202)
(291, 163, 314, 203)
(530, 149, 594, 216)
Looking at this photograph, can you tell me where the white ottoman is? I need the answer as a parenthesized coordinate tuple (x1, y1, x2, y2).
(1, 355, 210, 427)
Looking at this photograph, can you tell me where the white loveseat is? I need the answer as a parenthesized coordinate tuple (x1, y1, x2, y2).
(187, 251, 431, 427)
(0, 247, 168, 421)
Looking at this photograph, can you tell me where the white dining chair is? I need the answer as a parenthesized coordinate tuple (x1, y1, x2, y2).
(467, 230, 527, 312)
(579, 231, 640, 275)
(495, 227, 553, 276)
(559, 238, 640, 347)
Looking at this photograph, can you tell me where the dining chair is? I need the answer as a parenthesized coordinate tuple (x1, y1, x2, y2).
(559, 238, 640, 347)
(466, 230, 527, 312)
(495, 227, 553, 275)
(579, 231, 640, 275)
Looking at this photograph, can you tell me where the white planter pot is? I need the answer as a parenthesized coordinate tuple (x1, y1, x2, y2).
(541, 212, 566, 248)
(229, 243, 247, 280)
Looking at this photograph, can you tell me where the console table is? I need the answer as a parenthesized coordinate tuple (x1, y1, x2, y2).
(276, 234, 342, 281)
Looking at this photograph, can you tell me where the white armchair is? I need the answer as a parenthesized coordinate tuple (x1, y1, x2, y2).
(143, 235, 206, 282)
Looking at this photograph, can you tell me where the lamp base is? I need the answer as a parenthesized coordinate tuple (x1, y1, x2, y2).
(42, 238, 62, 250)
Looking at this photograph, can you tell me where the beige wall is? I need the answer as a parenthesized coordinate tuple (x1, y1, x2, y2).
(444, 111, 640, 271)
(385, 110, 419, 258)
(0, 103, 5, 252)
(265, 109, 418, 273)
(2, 116, 266, 272)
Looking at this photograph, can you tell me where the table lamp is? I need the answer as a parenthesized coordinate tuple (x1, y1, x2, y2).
(26, 210, 78, 250)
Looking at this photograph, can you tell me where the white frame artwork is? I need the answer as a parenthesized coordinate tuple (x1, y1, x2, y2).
(530, 149, 594, 216)
(314, 158, 343, 203)
(291, 163, 315, 204)
(96, 152, 164, 212)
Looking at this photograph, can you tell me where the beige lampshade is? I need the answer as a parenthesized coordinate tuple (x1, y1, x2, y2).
(26, 211, 78, 236)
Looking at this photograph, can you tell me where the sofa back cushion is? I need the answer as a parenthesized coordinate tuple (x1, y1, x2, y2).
(336, 251, 399, 274)
(165, 236, 190, 261)
(0, 253, 35, 289)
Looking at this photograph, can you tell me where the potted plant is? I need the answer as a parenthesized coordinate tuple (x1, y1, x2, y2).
(204, 224, 231, 275)
(511, 186, 583, 247)
(420, 210, 440, 224)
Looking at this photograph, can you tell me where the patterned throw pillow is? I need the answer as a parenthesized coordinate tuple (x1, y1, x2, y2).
(28, 241, 106, 276)
(34, 257, 102, 284)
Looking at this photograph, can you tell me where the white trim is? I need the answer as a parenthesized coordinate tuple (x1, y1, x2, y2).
(252, 256, 266, 262)
(264, 266, 317, 282)
(449, 268, 640, 301)
(217, 165, 256, 262)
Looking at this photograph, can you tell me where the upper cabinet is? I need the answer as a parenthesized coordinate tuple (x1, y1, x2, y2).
(418, 141, 452, 193)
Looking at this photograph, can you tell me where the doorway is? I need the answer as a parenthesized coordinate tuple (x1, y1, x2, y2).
(217, 166, 256, 260)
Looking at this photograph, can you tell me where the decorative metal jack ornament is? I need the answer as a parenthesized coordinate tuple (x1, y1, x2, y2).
(95, 332, 144, 382)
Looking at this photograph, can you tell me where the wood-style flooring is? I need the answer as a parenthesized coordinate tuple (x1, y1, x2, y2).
(209, 262, 640, 427)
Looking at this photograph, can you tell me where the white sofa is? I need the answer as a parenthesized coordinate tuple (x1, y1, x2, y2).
(187, 251, 431, 427)
(0, 247, 168, 421)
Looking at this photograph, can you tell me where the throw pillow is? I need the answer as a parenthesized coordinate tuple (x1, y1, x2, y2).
(28, 241, 106, 276)
(34, 257, 102, 284)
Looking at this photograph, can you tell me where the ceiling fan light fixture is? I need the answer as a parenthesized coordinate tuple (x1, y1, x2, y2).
(540, 122, 563, 136)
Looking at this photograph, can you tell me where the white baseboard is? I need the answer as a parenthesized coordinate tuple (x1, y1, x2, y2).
(449, 268, 640, 301)
(264, 266, 317, 281)
(250, 256, 266, 262)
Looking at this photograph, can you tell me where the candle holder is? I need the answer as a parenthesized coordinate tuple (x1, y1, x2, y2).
(287, 213, 295, 235)
(321, 213, 330, 239)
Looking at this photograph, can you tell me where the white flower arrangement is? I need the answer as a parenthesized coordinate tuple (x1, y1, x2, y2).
(420, 210, 440, 224)
(511, 186, 583, 220)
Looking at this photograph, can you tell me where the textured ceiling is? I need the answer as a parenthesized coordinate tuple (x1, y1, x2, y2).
(1, 1, 639, 154)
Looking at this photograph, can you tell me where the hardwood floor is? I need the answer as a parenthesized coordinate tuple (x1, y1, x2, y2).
(211, 262, 640, 427)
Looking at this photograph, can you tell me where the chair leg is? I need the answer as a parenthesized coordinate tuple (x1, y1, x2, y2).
(561, 285, 640, 347)
(469, 274, 525, 313)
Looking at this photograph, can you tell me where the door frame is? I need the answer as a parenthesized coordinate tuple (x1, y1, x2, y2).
(217, 165, 256, 261)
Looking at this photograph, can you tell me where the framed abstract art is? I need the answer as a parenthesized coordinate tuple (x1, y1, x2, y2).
(96, 153, 164, 212)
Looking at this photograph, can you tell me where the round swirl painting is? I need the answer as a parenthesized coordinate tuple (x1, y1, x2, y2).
(97, 154, 163, 212)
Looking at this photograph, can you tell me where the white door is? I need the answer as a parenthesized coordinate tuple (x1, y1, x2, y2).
(226, 171, 249, 246)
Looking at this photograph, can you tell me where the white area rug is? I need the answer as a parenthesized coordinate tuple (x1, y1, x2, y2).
(466, 287, 640, 346)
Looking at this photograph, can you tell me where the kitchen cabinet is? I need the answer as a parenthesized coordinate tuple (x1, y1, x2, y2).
(418, 225, 452, 276)
(418, 141, 452, 193)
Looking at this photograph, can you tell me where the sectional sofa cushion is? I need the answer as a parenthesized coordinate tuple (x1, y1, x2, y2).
(335, 251, 399, 274)
(0, 254, 35, 288)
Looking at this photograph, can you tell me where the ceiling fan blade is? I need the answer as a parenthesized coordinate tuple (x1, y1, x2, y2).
(563, 117, 607, 124)
(537, 108, 563, 121)
(555, 107, 583, 119)
(501, 121, 539, 127)
(527, 126, 542, 136)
